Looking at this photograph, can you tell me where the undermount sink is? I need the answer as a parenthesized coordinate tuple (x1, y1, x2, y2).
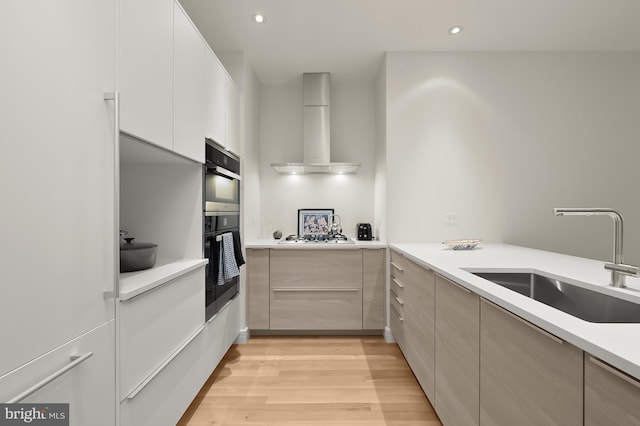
(472, 272, 640, 323)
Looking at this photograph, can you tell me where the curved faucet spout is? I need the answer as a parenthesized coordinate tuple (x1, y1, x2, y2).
(553, 207, 634, 287)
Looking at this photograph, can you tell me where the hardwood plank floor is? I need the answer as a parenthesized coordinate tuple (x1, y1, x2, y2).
(178, 336, 442, 425)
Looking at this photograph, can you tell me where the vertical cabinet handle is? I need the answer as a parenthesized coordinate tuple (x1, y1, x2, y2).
(8, 352, 94, 403)
(103, 91, 120, 299)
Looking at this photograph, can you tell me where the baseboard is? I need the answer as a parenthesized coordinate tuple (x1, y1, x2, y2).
(234, 327, 250, 344)
(384, 326, 395, 343)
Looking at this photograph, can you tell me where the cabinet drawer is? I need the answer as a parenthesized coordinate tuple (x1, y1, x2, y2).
(270, 288, 362, 330)
(390, 290, 405, 315)
(391, 276, 405, 297)
(390, 303, 405, 351)
(120, 322, 207, 426)
(389, 250, 409, 278)
(120, 267, 205, 400)
(0, 321, 115, 426)
(201, 297, 240, 375)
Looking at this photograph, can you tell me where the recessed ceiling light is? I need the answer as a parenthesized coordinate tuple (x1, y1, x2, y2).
(253, 14, 266, 24)
(449, 25, 463, 35)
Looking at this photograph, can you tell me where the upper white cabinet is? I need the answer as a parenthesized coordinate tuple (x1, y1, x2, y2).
(173, 3, 205, 163)
(225, 77, 241, 154)
(119, 0, 174, 150)
(205, 48, 227, 147)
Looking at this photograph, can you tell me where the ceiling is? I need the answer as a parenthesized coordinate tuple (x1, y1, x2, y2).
(180, 0, 640, 85)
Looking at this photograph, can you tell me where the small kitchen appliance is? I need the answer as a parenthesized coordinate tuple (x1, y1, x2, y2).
(357, 223, 372, 241)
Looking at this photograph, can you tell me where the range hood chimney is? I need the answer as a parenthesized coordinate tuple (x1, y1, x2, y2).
(271, 73, 361, 174)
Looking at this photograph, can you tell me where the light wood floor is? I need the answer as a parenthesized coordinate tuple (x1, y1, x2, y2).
(177, 336, 442, 425)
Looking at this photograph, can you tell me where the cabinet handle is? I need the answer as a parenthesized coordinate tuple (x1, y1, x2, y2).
(103, 91, 120, 300)
(394, 295, 404, 306)
(8, 352, 94, 403)
(392, 278, 405, 289)
(447, 278, 471, 294)
(482, 298, 564, 344)
(127, 324, 206, 400)
(589, 356, 640, 389)
(390, 262, 403, 272)
(272, 287, 360, 292)
(391, 305, 404, 322)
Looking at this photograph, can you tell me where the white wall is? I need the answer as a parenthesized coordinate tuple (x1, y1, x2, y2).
(386, 52, 640, 264)
(258, 77, 376, 239)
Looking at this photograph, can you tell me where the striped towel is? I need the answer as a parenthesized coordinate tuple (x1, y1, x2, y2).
(217, 232, 240, 285)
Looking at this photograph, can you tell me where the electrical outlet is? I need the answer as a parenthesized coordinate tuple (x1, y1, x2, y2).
(445, 213, 459, 224)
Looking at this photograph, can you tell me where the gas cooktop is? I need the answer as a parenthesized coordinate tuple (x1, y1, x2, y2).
(278, 234, 355, 244)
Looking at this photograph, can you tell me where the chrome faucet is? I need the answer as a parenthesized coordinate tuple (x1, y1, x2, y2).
(553, 208, 639, 288)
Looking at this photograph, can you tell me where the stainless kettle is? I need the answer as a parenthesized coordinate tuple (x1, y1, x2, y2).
(328, 214, 342, 235)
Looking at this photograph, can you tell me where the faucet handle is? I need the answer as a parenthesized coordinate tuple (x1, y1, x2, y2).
(605, 262, 640, 276)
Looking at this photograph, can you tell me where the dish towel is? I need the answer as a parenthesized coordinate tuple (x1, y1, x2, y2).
(232, 230, 246, 267)
(217, 232, 240, 285)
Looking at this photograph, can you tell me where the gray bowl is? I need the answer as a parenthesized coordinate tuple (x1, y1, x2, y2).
(120, 238, 158, 272)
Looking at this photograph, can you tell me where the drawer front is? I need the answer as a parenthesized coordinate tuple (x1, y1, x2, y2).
(0, 321, 115, 426)
(201, 297, 240, 374)
(390, 303, 405, 351)
(270, 288, 363, 330)
(270, 249, 362, 289)
(120, 267, 205, 399)
(391, 276, 405, 298)
(389, 250, 409, 278)
(390, 290, 405, 315)
(121, 323, 207, 426)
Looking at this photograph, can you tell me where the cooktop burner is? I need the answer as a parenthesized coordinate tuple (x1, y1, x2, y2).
(279, 234, 355, 244)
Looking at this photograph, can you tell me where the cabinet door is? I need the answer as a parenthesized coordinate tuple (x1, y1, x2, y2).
(404, 260, 436, 403)
(363, 249, 386, 330)
(270, 250, 363, 330)
(0, 321, 115, 426)
(0, 0, 116, 377)
(173, 2, 205, 163)
(480, 299, 583, 426)
(585, 353, 640, 426)
(119, 0, 174, 149)
(247, 249, 270, 330)
(435, 275, 480, 426)
(205, 49, 227, 146)
(225, 77, 241, 154)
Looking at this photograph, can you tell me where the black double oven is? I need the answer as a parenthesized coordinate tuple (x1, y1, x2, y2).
(203, 140, 240, 321)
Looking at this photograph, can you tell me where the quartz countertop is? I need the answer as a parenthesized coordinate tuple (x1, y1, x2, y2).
(389, 242, 640, 380)
(246, 238, 387, 249)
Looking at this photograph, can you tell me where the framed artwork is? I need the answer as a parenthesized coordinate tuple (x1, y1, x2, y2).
(298, 209, 334, 236)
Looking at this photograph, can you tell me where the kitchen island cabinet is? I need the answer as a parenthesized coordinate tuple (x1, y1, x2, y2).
(585, 354, 640, 426)
(480, 298, 583, 426)
(435, 274, 480, 426)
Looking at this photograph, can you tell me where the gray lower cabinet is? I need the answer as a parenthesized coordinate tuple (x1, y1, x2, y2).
(435, 274, 480, 426)
(480, 298, 583, 426)
(585, 353, 640, 426)
(403, 259, 436, 403)
(247, 248, 270, 330)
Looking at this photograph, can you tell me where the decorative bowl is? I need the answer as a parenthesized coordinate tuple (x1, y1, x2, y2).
(442, 239, 482, 250)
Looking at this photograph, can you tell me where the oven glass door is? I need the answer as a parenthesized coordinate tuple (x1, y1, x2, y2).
(205, 171, 239, 211)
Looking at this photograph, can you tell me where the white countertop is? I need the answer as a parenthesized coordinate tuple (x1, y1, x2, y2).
(389, 242, 640, 380)
(119, 257, 208, 300)
(246, 238, 387, 249)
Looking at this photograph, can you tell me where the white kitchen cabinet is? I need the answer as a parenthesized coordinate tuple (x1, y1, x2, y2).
(363, 249, 386, 330)
(435, 274, 480, 426)
(269, 250, 363, 330)
(0, 321, 116, 426)
(0, 0, 116, 392)
(173, 2, 206, 163)
(247, 249, 270, 330)
(585, 353, 640, 426)
(205, 48, 228, 147)
(225, 76, 241, 154)
(119, 268, 205, 400)
(480, 298, 583, 426)
(119, 0, 174, 150)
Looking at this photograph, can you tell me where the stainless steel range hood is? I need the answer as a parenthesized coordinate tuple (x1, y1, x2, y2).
(271, 73, 361, 175)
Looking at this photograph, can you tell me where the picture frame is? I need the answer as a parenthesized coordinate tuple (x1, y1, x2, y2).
(298, 209, 334, 236)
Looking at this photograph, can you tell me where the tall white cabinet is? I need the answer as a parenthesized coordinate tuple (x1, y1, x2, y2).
(0, 0, 117, 424)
